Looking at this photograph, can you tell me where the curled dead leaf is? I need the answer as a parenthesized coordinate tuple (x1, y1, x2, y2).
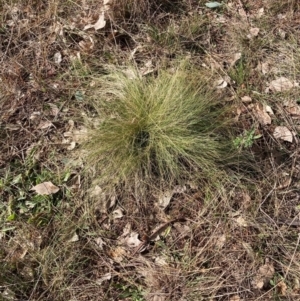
(215, 234, 226, 249)
(154, 256, 168, 266)
(53, 52, 62, 64)
(253, 103, 271, 126)
(112, 208, 124, 219)
(247, 27, 260, 39)
(277, 280, 287, 296)
(38, 120, 53, 129)
(268, 77, 299, 92)
(158, 190, 173, 209)
(94, 237, 106, 249)
(31, 181, 59, 195)
(252, 263, 275, 289)
(241, 96, 252, 103)
(230, 52, 242, 67)
(283, 100, 300, 117)
(67, 141, 76, 151)
(273, 126, 293, 143)
(126, 232, 142, 248)
(215, 78, 228, 89)
(96, 273, 112, 285)
(84, 13, 106, 30)
(229, 295, 240, 301)
(235, 216, 248, 227)
(68, 233, 79, 243)
(108, 246, 126, 263)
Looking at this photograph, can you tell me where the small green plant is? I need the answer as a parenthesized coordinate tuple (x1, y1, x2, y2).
(85, 66, 236, 189)
(116, 284, 145, 301)
(234, 128, 262, 149)
(228, 56, 250, 87)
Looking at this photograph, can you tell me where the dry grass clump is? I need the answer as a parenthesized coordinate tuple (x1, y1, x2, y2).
(85, 67, 236, 189)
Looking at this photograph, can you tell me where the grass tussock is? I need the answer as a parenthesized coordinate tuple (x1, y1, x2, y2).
(85, 67, 235, 188)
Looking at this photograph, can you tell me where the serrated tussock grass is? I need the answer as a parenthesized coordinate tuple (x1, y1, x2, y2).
(85, 67, 237, 189)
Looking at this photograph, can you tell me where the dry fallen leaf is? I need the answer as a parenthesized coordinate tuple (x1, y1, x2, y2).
(278, 28, 286, 39)
(230, 52, 242, 67)
(67, 141, 76, 151)
(109, 246, 126, 263)
(38, 120, 53, 129)
(158, 190, 173, 210)
(252, 262, 275, 289)
(53, 52, 62, 64)
(72, 126, 88, 144)
(94, 237, 106, 249)
(242, 241, 255, 260)
(48, 103, 59, 117)
(103, 0, 111, 10)
(154, 256, 168, 266)
(273, 126, 293, 143)
(257, 61, 270, 75)
(112, 208, 124, 219)
(29, 111, 41, 121)
(241, 96, 252, 103)
(96, 273, 112, 285)
(265, 105, 274, 116)
(215, 78, 228, 89)
(173, 185, 186, 194)
(268, 77, 299, 92)
(31, 181, 59, 195)
(283, 100, 300, 117)
(68, 233, 79, 243)
(215, 234, 226, 249)
(277, 280, 287, 296)
(235, 216, 248, 227)
(229, 295, 240, 301)
(256, 7, 264, 18)
(84, 12, 106, 30)
(253, 103, 272, 126)
(126, 232, 142, 248)
(238, 7, 247, 19)
(79, 37, 94, 52)
(247, 27, 260, 39)
(153, 295, 166, 301)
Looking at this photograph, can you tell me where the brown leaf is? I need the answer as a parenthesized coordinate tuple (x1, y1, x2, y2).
(84, 13, 106, 30)
(273, 126, 293, 143)
(252, 263, 275, 289)
(253, 104, 272, 126)
(277, 280, 287, 296)
(269, 77, 299, 92)
(108, 246, 126, 263)
(247, 27, 260, 38)
(31, 181, 59, 195)
(96, 273, 112, 285)
(235, 216, 248, 227)
(126, 232, 142, 248)
(38, 120, 53, 129)
(215, 234, 226, 249)
(241, 96, 252, 103)
(230, 52, 242, 67)
(157, 190, 173, 209)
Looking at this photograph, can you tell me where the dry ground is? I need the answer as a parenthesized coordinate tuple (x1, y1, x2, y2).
(1, 0, 300, 300)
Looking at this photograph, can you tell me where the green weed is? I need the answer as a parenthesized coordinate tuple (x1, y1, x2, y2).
(234, 128, 262, 149)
